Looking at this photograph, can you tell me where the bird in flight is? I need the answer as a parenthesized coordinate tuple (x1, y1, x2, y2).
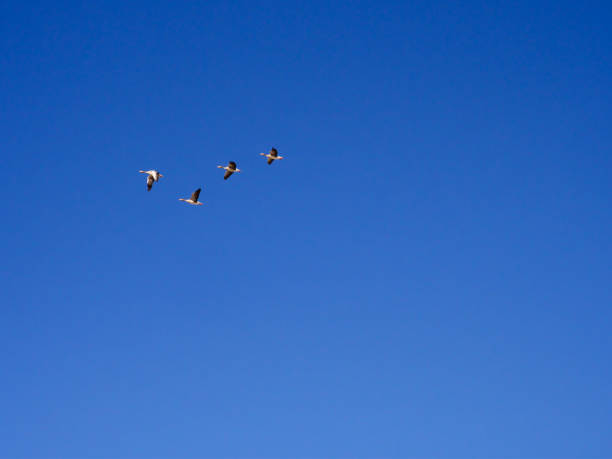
(139, 170, 163, 191)
(217, 161, 241, 180)
(260, 147, 284, 165)
(179, 188, 203, 205)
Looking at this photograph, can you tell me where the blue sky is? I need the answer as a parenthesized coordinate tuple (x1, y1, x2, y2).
(1, 1, 611, 457)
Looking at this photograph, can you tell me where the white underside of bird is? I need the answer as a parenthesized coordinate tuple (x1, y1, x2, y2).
(179, 199, 203, 205)
(139, 170, 163, 191)
(179, 188, 203, 205)
(260, 153, 284, 163)
(218, 163, 241, 180)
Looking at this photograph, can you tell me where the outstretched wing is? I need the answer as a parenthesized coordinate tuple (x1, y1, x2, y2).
(267, 157, 274, 165)
(229, 161, 237, 170)
(191, 188, 201, 202)
(147, 175, 154, 191)
(269, 148, 278, 157)
(224, 170, 233, 180)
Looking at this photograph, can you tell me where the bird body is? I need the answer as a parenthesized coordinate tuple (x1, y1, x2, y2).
(218, 161, 241, 180)
(179, 188, 203, 205)
(139, 170, 163, 191)
(260, 147, 284, 165)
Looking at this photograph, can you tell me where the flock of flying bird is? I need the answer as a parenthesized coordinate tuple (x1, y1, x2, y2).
(138, 148, 284, 205)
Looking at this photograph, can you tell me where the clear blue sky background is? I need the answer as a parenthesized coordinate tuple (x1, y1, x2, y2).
(1, 1, 611, 457)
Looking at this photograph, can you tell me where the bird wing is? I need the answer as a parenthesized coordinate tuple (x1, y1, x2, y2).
(229, 161, 237, 170)
(147, 175, 154, 191)
(224, 170, 233, 180)
(267, 157, 274, 165)
(270, 148, 278, 157)
(191, 188, 201, 202)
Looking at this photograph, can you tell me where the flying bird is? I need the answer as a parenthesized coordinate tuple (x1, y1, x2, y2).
(260, 147, 284, 165)
(217, 161, 241, 180)
(179, 188, 203, 205)
(139, 170, 163, 191)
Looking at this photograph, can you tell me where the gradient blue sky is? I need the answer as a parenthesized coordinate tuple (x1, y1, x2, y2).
(1, 1, 611, 457)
